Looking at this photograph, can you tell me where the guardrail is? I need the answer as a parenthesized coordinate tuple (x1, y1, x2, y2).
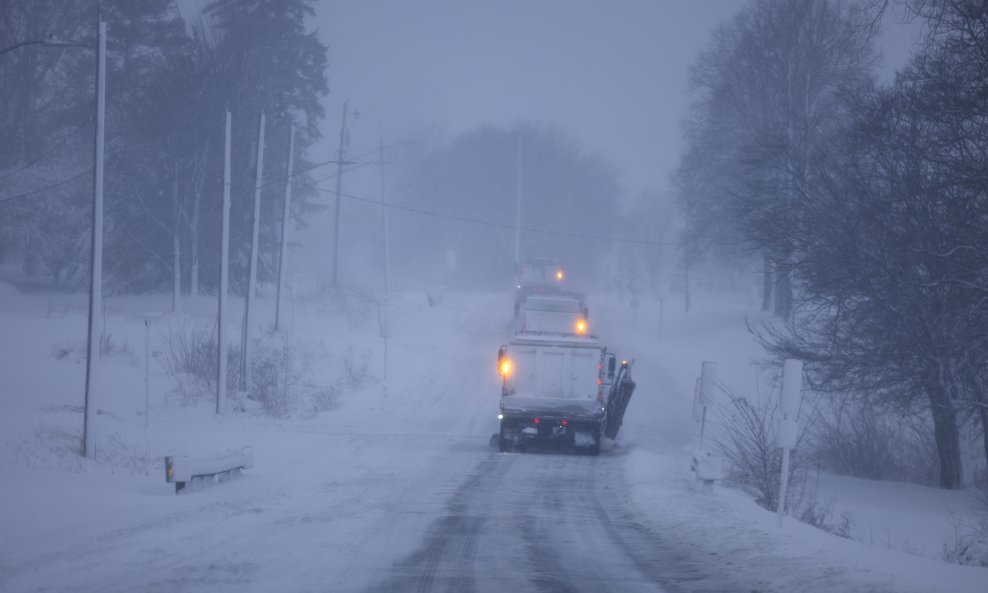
(164, 447, 253, 494)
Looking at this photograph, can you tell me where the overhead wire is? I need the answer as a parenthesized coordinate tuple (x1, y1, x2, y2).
(298, 183, 681, 247)
(251, 141, 409, 191)
(0, 169, 92, 204)
(0, 115, 93, 181)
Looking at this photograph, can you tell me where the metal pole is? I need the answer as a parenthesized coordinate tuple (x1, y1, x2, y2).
(514, 134, 522, 265)
(275, 126, 295, 333)
(331, 99, 348, 286)
(82, 19, 106, 459)
(217, 110, 231, 415)
(242, 112, 265, 388)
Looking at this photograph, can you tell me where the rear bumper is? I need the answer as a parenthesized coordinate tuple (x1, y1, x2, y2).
(499, 410, 602, 445)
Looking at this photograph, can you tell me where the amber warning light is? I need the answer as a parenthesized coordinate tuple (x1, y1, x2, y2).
(499, 358, 513, 377)
(576, 319, 587, 334)
(556, 269, 564, 281)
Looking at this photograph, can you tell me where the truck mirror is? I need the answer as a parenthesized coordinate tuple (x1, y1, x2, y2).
(607, 355, 616, 378)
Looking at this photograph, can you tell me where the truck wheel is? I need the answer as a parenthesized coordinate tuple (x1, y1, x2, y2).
(498, 427, 510, 452)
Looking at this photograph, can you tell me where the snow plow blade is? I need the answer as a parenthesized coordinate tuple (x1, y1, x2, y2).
(603, 365, 635, 441)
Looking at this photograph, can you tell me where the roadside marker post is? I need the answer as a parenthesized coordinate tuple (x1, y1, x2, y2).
(776, 359, 803, 526)
(691, 361, 723, 490)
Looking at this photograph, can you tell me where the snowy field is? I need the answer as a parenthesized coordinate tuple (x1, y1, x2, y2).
(1, 279, 986, 592)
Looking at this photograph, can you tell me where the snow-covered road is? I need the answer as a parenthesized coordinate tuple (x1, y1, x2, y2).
(362, 450, 735, 593)
(2, 288, 986, 593)
(1, 290, 727, 593)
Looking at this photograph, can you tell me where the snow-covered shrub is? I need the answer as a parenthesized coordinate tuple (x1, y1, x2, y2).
(340, 344, 371, 391)
(792, 490, 854, 539)
(713, 393, 808, 511)
(158, 322, 241, 402)
(246, 338, 369, 417)
(246, 339, 291, 416)
(159, 324, 367, 417)
(246, 335, 333, 417)
(941, 514, 988, 567)
(811, 398, 939, 486)
(99, 333, 136, 363)
(713, 392, 861, 538)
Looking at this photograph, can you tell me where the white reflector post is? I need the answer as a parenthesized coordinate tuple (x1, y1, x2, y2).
(777, 359, 803, 526)
(777, 418, 798, 449)
(780, 359, 803, 419)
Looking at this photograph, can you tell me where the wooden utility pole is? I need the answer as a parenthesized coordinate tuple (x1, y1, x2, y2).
(171, 161, 181, 314)
(331, 99, 349, 286)
(379, 138, 390, 397)
(83, 18, 106, 459)
(514, 134, 522, 266)
(242, 112, 265, 388)
(276, 126, 295, 333)
(217, 110, 231, 415)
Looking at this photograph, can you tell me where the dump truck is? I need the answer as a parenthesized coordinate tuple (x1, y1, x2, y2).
(513, 256, 567, 318)
(515, 292, 589, 334)
(495, 325, 635, 455)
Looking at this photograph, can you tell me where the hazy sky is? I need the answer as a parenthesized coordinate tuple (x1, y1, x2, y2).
(312, 0, 922, 196)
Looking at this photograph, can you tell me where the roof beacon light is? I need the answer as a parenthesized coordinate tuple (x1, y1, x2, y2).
(576, 319, 587, 334)
(556, 269, 564, 281)
(499, 358, 513, 377)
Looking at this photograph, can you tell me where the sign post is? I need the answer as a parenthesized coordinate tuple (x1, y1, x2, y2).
(777, 359, 803, 525)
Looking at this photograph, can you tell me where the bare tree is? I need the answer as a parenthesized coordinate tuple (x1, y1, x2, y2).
(677, 0, 878, 318)
(756, 1, 988, 488)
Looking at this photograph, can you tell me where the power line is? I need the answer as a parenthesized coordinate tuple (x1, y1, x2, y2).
(0, 116, 93, 181)
(0, 169, 91, 204)
(299, 183, 681, 248)
(252, 141, 413, 191)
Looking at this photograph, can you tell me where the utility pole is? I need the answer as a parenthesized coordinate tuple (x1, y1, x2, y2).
(171, 161, 181, 315)
(242, 111, 265, 388)
(514, 134, 522, 266)
(276, 126, 295, 333)
(331, 99, 349, 287)
(217, 110, 231, 415)
(82, 18, 106, 459)
(379, 138, 391, 397)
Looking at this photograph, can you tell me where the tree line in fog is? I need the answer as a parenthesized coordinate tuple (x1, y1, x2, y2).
(677, 0, 987, 489)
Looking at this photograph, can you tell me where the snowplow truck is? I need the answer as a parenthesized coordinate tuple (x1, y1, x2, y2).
(515, 293, 589, 334)
(513, 256, 567, 318)
(496, 330, 635, 455)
